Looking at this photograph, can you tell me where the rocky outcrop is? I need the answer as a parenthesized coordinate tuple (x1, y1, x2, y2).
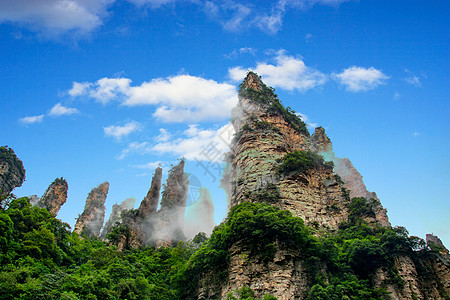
(100, 197, 135, 239)
(0, 146, 25, 196)
(312, 127, 391, 227)
(138, 167, 162, 217)
(224, 73, 351, 229)
(74, 182, 109, 238)
(198, 243, 309, 300)
(211, 72, 448, 300)
(373, 253, 450, 300)
(109, 162, 189, 249)
(155, 160, 188, 247)
(427, 234, 450, 257)
(37, 177, 68, 216)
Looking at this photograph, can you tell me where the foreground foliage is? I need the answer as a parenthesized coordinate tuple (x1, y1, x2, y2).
(0, 196, 438, 299)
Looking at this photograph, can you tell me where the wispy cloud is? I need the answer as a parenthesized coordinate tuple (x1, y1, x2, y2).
(152, 123, 235, 161)
(404, 76, 421, 87)
(132, 161, 164, 169)
(229, 50, 327, 92)
(48, 103, 79, 116)
(333, 66, 389, 92)
(70, 74, 238, 123)
(296, 112, 318, 129)
(20, 103, 79, 125)
(0, 0, 114, 37)
(224, 47, 257, 59)
(155, 128, 171, 142)
(19, 114, 45, 125)
(117, 141, 152, 160)
(104, 121, 141, 140)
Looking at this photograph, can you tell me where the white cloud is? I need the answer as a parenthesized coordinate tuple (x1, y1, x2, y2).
(285, 0, 352, 9)
(104, 121, 141, 140)
(296, 112, 318, 129)
(72, 74, 238, 122)
(202, 0, 351, 34)
(152, 123, 235, 161)
(404, 76, 422, 87)
(68, 82, 91, 96)
(0, 0, 114, 36)
(155, 128, 171, 142)
(89, 77, 131, 104)
(229, 50, 327, 91)
(224, 47, 257, 59)
(132, 161, 164, 169)
(19, 114, 45, 125)
(48, 103, 79, 116)
(117, 141, 152, 160)
(254, 1, 286, 34)
(333, 66, 389, 92)
(126, 0, 176, 8)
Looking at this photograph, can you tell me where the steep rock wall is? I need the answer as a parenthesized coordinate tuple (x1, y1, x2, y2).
(37, 177, 68, 216)
(0, 146, 25, 196)
(100, 197, 135, 239)
(74, 181, 109, 237)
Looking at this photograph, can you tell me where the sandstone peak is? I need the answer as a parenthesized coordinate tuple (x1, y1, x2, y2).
(242, 71, 263, 91)
(0, 146, 25, 196)
(74, 181, 109, 237)
(311, 126, 332, 153)
(37, 177, 68, 216)
(138, 166, 162, 218)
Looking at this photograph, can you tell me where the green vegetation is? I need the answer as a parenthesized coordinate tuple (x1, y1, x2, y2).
(0, 193, 440, 299)
(278, 150, 334, 175)
(238, 73, 309, 136)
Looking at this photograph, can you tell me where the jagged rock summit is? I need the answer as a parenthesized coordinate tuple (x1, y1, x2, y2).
(197, 72, 450, 299)
(105, 161, 189, 250)
(74, 181, 109, 238)
(224, 72, 388, 229)
(0, 146, 25, 196)
(37, 177, 68, 216)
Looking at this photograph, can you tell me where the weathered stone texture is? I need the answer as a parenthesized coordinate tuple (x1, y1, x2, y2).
(138, 167, 162, 217)
(74, 181, 109, 237)
(37, 177, 68, 216)
(101, 197, 135, 239)
(0, 146, 25, 196)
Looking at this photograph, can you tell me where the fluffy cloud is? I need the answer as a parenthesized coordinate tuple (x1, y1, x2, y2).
(104, 121, 141, 140)
(70, 74, 238, 122)
(49, 103, 79, 116)
(152, 123, 235, 161)
(19, 114, 45, 125)
(229, 50, 327, 91)
(333, 66, 389, 92)
(68, 82, 92, 96)
(117, 141, 152, 160)
(0, 0, 114, 36)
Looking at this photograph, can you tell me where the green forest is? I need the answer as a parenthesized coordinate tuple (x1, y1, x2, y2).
(1, 191, 443, 300)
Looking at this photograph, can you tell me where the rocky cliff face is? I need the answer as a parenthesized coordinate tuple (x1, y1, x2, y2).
(311, 127, 391, 227)
(110, 162, 189, 249)
(138, 167, 162, 217)
(74, 182, 109, 238)
(37, 177, 68, 216)
(0, 146, 25, 196)
(204, 72, 449, 300)
(224, 73, 355, 230)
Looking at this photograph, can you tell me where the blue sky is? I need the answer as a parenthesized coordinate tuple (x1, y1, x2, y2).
(1, 0, 449, 244)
